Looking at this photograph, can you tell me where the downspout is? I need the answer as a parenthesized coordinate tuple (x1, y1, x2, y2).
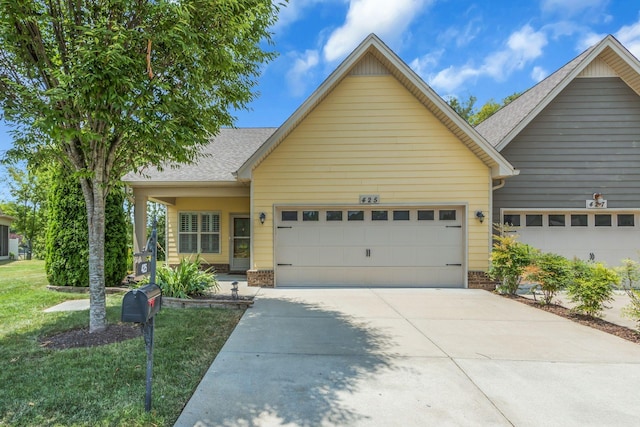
(492, 178, 506, 191)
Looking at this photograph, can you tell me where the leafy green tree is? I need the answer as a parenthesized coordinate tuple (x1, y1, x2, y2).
(489, 233, 537, 295)
(46, 169, 127, 287)
(447, 95, 477, 122)
(0, 0, 281, 332)
(4, 166, 49, 258)
(448, 92, 521, 125)
(523, 252, 573, 305)
(617, 259, 640, 328)
(469, 100, 500, 126)
(567, 262, 619, 317)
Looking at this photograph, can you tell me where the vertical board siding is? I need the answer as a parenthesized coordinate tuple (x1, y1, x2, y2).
(166, 197, 250, 265)
(495, 77, 640, 218)
(253, 75, 492, 271)
(349, 53, 391, 76)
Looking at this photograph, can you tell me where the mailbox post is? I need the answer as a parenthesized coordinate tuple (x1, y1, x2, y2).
(121, 220, 160, 412)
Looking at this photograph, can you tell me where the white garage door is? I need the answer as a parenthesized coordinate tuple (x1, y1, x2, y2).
(503, 211, 640, 266)
(275, 206, 465, 287)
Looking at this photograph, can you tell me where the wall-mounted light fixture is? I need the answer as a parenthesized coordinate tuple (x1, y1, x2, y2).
(475, 210, 485, 223)
(259, 212, 266, 224)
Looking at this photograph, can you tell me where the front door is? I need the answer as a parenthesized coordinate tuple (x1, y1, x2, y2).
(231, 216, 250, 272)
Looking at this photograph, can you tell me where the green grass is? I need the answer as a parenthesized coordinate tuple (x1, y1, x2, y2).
(0, 260, 244, 426)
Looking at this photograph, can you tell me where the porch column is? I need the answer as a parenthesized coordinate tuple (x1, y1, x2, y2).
(133, 191, 148, 257)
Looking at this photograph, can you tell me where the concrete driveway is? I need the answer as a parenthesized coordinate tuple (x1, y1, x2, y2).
(174, 288, 640, 427)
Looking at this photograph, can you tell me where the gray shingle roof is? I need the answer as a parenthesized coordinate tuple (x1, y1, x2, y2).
(123, 128, 276, 184)
(475, 42, 598, 148)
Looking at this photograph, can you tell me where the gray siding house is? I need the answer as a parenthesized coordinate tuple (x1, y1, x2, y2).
(477, 35, 640, 266)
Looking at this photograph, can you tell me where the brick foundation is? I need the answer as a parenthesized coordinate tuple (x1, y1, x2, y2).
(247, 269, 275, 287)
(467, 271, 498, 290)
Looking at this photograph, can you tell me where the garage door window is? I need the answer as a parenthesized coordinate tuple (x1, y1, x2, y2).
(348, 211, 364, 221)
(503, 214, 520, 226)
(372, 210, 388, 221)
(595, 214, 612, 227)
(303, 211, 319, 221)
(526, 214, 543, 226)
(418, 210, 435, 221)
(393, 210, 410, 221)
(571, 214, 588, 227)
(282, 211, 298, 221)
(326, 211, 343, 221)
(549, 214, 565, 227)
(618, 214, 635, 227)
(439, 210, 456, 221)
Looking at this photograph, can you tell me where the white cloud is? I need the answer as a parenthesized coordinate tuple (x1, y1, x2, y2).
(409, 49, 444, 76)
(577, 18, 640, 59)
(615, 20, 640, 59)
(541, 0, 608, 16)
(531, 66, 548, 82)
(286, 50, 321, 97)
(274, 0, 343, 31)
(323, 0, 431, 62)
(425, 25, 547, 93)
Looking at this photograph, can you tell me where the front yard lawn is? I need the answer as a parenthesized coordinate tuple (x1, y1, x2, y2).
(0, 260, 243, 426)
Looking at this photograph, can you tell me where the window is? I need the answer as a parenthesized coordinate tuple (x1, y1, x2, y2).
(302, 211, 319, 221)
(618, 214, 635, 227)
(0, 225, 7, 257)
(393, 210, 410, 221)
(326, 211, 343, 221)
(418, 210, 435, 221)
(179, 212, 220, 253)
(348, 210, 364, 221)
(548, 214, 565, 227)
(571, 214, 588, 227)
(595, 214, 612, 227)
(372, 210, 388, 221)
(281, 211, 298, 221)
(503, 214, 520, 227)
(526, 214, 542, 227)
(439, 210, 456, 221)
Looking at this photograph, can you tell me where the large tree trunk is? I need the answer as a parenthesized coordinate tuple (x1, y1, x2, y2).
(83, 177, 107, 333)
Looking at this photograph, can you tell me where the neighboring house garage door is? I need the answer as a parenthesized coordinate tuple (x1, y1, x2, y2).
(503, 211, 640, 266)
(274, 206, 465, 287)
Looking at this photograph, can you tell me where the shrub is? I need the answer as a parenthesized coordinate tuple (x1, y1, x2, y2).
(567, 262, 619, 317)
(45, 170, 128, 287)
(617, 258, 640, 328)
(489, 233, 536, 295)
(523, 252, 572, 305)
(152, 256, 219, 299)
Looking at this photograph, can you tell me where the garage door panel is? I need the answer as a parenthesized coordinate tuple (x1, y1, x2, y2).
(508, 211, 640, 266)
(275, 207, 465, 287)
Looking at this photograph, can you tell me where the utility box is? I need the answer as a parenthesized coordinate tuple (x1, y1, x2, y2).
(121, 284, 162, 323)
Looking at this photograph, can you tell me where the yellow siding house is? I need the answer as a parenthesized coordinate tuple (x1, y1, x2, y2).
(124, 34, 517, 288)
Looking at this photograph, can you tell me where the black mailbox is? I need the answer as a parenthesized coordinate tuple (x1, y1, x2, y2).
(121, 283, 162, 323)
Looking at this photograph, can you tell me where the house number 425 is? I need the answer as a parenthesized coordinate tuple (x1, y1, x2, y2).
(359, 195, 380, 204)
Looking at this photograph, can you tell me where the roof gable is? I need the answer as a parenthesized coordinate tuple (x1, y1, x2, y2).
(236, 34, 516, 180)
(477, 35, 640, 151)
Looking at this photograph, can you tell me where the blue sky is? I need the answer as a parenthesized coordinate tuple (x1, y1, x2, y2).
(2, 0, 640, 200)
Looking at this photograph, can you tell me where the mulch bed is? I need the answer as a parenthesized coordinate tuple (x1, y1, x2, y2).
(508, 295, 640, 344)
(40, 323, 143, 350)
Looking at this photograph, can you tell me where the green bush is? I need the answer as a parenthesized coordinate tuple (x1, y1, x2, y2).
(567, 262, 619, 317)
(489, 233, 537, 295)
(152, 256, 219, 299)
(45, 170, 128, 287)
(523, 252, 572, 305)
(617, 258, 640, 328)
